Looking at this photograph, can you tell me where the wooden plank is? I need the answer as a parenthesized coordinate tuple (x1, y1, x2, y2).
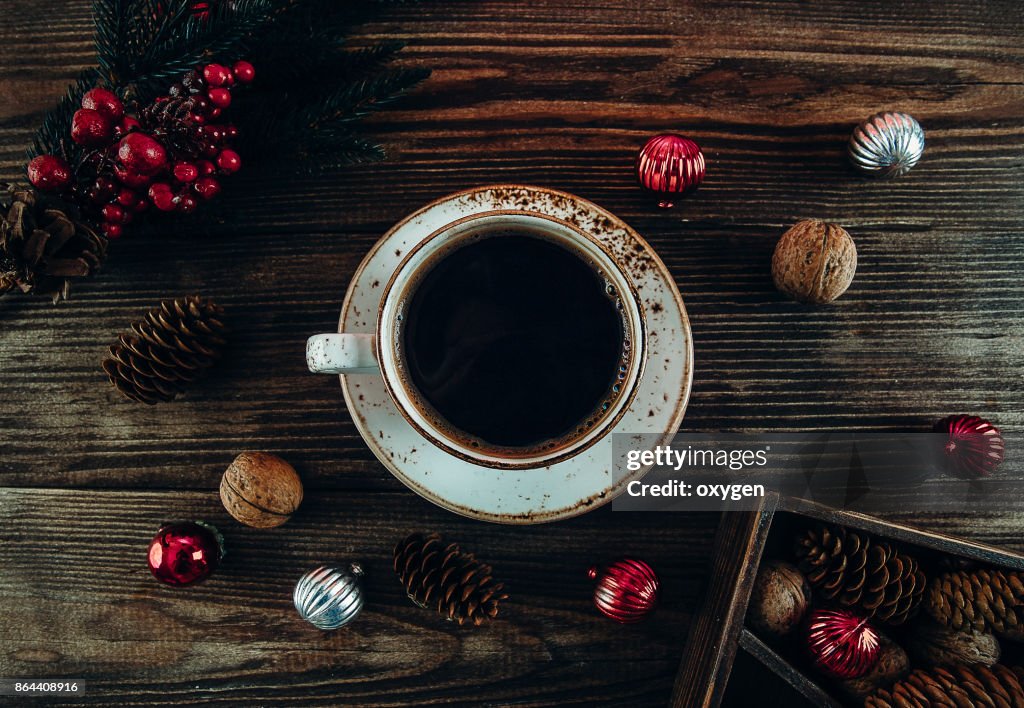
(0, 487, 717, 706)
(671, 494, 778, 708)
(780, 497, 1024, 568)
(738, 629, 841, 708)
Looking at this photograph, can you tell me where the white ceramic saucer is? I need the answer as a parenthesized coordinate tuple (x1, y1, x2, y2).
(337, 185, 692, 524)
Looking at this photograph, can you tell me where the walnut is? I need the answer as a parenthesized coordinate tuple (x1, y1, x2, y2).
(747, 560, 811, 637)
(220, 452, 303, 528)
(771, 219, 857, 303)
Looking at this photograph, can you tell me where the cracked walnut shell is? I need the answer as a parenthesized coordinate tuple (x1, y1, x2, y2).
(772, 219, 857, 303)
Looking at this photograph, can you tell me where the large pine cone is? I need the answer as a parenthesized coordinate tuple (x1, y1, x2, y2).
(794, 524, 925, 625)
(865, 664, 1024, 708)
(393, 532, 509, 626)
(0, 184, 105, 302)
(926, 569, 1024, 636)
(102, 295, 228, 404)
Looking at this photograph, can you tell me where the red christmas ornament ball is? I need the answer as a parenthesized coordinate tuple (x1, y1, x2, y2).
(232, 60, 255, 84)
(70, 108, 113, 146)
(118, 133, 169, 176)
(935, 414, 1005, 477)
(588, 558, 659, 623)
(805, 609, 880, 679)
(635, 133, 705, 208)
(27, 154, 72, 192)
(102, 222, 123, 239)
(147, 521, 224, 586)
(81, 87, 124, 121)
(202, 63, 233, 87)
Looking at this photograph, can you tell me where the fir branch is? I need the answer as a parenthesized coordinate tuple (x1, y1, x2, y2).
(29, 69, 100, 162)
(94, 0, 133, 84)
(308, 67, 430, 128)
(129, 0, 275, 100)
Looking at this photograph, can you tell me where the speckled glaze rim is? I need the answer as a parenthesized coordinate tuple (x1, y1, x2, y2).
(337, 184, 693, 524)
(375, 209, 647, 470)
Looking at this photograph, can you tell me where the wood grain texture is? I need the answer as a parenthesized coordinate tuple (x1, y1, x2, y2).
(0, 488, 716, 706)
(0, 0, 1022, 705)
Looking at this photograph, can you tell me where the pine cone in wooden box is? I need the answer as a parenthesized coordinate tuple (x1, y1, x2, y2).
(0, 184, 106, 303)
(393, 532, 509, 626)
(102, 295, 228, 404)
(794, 524, 926, 625)
(865, 664, 1024, 708)
(926, 569, 1024, 640)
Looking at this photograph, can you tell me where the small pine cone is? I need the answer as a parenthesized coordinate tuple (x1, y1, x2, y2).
(865, 664, 1024, 708)
(393, 532, 509, 626)
(0, 184, 106, 303)
(926, 569, 1024, 636)
(794, 524, 925, 625)
(102, 295, 228, 404)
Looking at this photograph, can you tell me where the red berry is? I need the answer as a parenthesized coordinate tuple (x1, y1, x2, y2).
(224, 124, 239, 140)
(81, 88, 124, 121)
(194, 176, 221, 200)
(102, 203, 125, 223)
(27, 155, 72, 192)
(232, 61, 255, 84)
(114, 163, 152, 189)
(202, 142, 219, 158)
(216, 149, 241, 174)
(196, 160, 215, 176)
(203, 63, 232, 87)
(209, 107, 222, 119)
(178, 195, 198, 213)
(148, 183, 177, 212)
(102, 222, 123, 239)
(173, 163, 199, 183)
(116, 116, 141, 139)
(207, 88, 231, 109)
(117, 133, 168, 176)
(191, 113, 206, 125)
(70, 109, 113, 146)
(116, 188, 138, 207)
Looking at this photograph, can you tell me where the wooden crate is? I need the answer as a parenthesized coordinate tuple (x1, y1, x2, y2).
(671, 493, 1024, 707)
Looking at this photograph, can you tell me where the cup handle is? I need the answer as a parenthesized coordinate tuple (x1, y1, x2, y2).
(306, 333, 379, 375)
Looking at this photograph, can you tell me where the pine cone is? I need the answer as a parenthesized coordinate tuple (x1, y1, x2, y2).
(926, 569, 1024, 635)
(0, 184, 105, 302)
(393, 532, 509, 626)
(865, 664, 1024, 708)
(102, 295, 228, 404)
(794, 524, 926, 624)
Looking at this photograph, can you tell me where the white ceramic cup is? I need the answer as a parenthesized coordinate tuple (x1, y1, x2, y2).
(307, 211, 647, 470)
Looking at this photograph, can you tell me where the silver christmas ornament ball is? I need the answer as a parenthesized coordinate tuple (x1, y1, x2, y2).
(294, 563, 365, 630)
(848, 111, 924, 178)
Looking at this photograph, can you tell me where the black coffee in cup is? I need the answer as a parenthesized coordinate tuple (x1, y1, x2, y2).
(402, 234, 626, 449)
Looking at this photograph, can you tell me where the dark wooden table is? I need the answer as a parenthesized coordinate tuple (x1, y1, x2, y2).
(1, 1, 1022, 706)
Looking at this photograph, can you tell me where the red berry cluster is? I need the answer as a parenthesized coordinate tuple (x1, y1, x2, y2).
(26, 60, 254, 240)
